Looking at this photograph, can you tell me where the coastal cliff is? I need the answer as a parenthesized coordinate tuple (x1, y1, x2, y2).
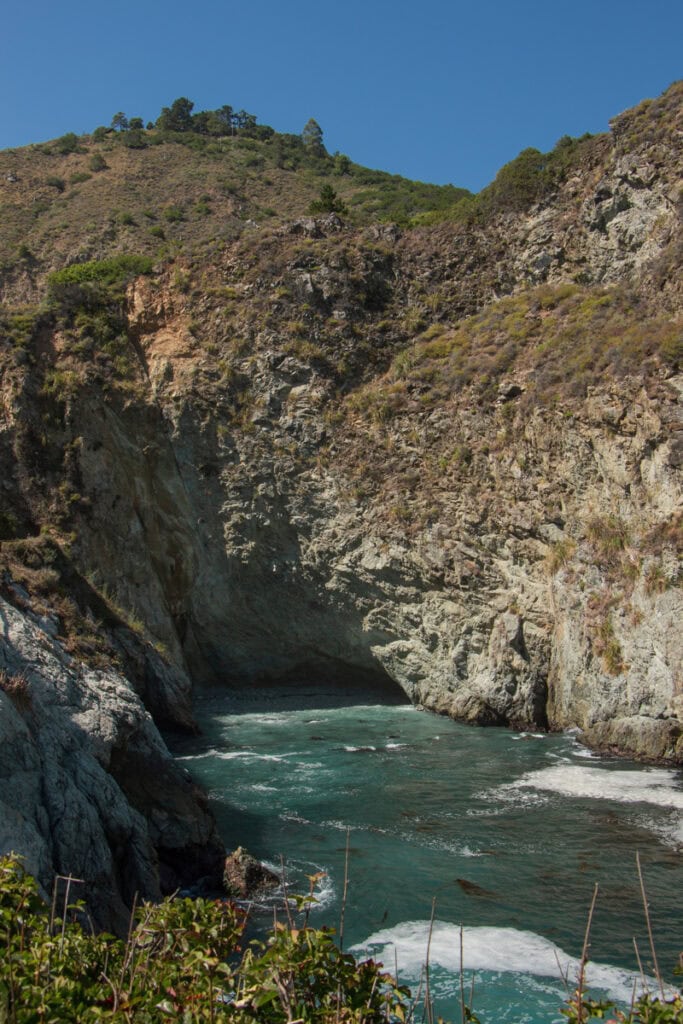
(0, 83, 681, 923)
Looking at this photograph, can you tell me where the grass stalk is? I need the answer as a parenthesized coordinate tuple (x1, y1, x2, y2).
(339, 826, 350, 952)
(280, 854, 294, 930)
(423, 897, 436, 1024)
(636, 851, 665, 999)
(576, 882, 599, 1024)
(459, 924, 466, 1024)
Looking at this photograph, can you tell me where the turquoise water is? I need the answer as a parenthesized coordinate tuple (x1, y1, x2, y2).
(174, 683, 683, 1024)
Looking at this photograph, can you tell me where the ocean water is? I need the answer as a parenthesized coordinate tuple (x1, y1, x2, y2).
(173, 682, 683, 1024)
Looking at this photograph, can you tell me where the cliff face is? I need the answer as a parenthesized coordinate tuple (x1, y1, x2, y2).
(67, 301, 681, 758)
(0, 594, 224, 933)
(0, 85, 681, 921)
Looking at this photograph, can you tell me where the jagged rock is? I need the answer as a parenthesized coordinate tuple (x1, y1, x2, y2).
(0, 596, 225, 934)
(223, 847, 280, 899)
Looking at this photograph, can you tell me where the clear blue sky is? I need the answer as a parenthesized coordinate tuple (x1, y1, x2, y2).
(2, 0, 681, 192)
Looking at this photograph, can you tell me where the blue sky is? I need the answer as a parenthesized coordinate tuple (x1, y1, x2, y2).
(2, 0, 681, 192)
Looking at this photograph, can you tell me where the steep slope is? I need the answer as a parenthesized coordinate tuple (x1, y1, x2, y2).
(0, 84, 681, 920)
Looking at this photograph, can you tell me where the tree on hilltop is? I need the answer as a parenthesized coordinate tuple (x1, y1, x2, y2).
(156, 97, 195, 132)
(302, 118, 325, 156)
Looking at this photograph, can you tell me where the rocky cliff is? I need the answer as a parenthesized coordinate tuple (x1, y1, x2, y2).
(0, 84, 681, 922)
(0, 589, 224, 933)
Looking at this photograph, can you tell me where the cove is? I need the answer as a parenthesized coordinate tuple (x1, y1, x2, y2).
(173, 681, 683, 1024)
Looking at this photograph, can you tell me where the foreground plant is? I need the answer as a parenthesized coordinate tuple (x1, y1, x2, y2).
(0, 855, 408, 1023)
(1, 855, 681, 1023)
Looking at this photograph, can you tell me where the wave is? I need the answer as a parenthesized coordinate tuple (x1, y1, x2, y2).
(174, 747, 223, 761)
(343, 742, 406, 753)
(504, 764, 683, 812)
(351, 920, 665, 1004)
(273, 857, 337, 914)
(209, 750, 293, 762)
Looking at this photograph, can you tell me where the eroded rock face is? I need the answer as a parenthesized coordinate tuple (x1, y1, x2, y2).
(54, 337, 681, 762)
(0, 596, 224, 933)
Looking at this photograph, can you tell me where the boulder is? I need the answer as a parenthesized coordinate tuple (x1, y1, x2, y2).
(223, 846, 280, 899)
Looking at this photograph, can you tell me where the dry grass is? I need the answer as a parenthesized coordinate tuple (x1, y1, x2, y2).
(0, 669, 32, 712)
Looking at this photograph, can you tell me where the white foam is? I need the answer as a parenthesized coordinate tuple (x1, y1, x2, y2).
(175, 747, 222, 761)
(571, 746, 601, 760)
(320, 819, 387, 834)
(461, 845, 484, 858)
(279, 859, 337, 913)
(386, 742, 406, 750)
(280, 811, 312, 824)
(351, 921, 667, 1004)
(630, 811, 683, 848)
(214, 750, 291, 762)
(344, 745, 377, 752)
(505, 765, 683, 812)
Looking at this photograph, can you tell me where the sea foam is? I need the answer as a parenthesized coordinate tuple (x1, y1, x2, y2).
(505, 764, 683, 812)
(351, 921, 664, 1004)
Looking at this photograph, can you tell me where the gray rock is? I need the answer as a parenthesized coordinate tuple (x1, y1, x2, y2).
(0, 597, 224, 933)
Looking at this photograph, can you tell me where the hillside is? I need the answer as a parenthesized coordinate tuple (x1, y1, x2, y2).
(0, 84, 681, 927)
(0, 103, 469, 305)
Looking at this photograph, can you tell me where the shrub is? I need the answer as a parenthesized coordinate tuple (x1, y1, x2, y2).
(54, 132, 80, 155)
(45, 175, 65, 192)
(47, 254, 153, 293)
(0, 509, 19, 540)
(0, 855, 409, 1024)
(163, 204, 184, 222)
(586, 515, 630, 568)
(0, 670, 32, 711)
(88, 152, 107, 172)
(308, 184, 347, 216)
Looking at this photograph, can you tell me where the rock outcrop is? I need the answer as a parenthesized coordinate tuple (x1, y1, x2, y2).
(0, 595, 224, 933)
(223, 846, 280, 900)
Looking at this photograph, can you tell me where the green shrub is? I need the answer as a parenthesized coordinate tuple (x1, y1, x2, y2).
(308, 184, 347, 216)
(163, 204, 184, 222)
(47, 254, 153, 293)
(0, 509, 19, 541)
(0, 855, 409, 1024)
(45, 175, 65, 192)
(88, 152, 107, 172)
(54, 131, 80, 154)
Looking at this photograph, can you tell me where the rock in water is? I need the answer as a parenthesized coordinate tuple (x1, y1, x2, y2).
(223, 847, 280, 899)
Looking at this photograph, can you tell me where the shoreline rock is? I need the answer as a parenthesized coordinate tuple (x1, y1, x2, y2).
(223, 846, 280, 900)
